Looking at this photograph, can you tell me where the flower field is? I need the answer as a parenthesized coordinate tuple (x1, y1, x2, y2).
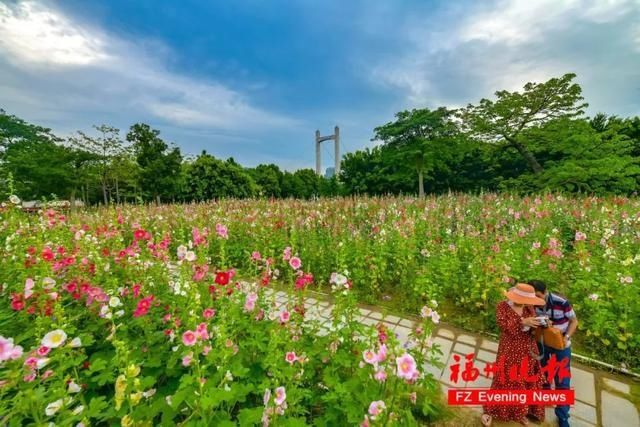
(1, 193, 639, 425)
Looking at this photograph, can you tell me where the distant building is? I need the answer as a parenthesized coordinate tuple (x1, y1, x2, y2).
(324, 167, 335, 179)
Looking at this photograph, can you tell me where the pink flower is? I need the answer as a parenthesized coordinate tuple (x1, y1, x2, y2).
(363, 349, 377, 365)
(42, 369, 54, 379)
(182, 353, 193, 367)
(23, 373, 36, 382)
(244, 300, 256, 312)
(431, 311, 440, 324)
(203, 308, 216, 319)
(396, 353, 418, 380)
(589, 293, 599, 301)
(360, 415, 370, 427)
(202, 346, 212, 356)
(215, 223, 228, 239)
(274, 386, 286, 406)
(282, 247, 292, 261)
(409, 392, 417, 404)
(285, 352, 297, 364)
(196, 323, 209, 340)
(251, 251, 262, 261)
(37, 346, 50, 356)
(374, 369, 387, 382)
(0, 336, 23, 362)
(263, 388, 271, 406)
(279, 311, 290, 323)
(182, 331, 197, 346)
(575, 231, 587, 241)
(368, 400, 386, 418)
(376, 344, 387, 362)
(532, 242, 541, 249)
(289, 257, 302, 270)
(24, 278, 35, 299)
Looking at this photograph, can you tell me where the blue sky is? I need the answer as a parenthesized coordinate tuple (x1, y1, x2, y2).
(1, 0, 639, 171)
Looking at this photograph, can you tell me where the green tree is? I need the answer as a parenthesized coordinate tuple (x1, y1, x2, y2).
(184, 152, 258, 200)
(69, 125, 130, 205)
(126, 123, 182, 203)
(459, 73, 588, 174)
(249, 164, 283, 197)
(373, 107, 457, 197)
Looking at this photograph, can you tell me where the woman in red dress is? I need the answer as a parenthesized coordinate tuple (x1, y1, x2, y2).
(481, 283, 546, 426)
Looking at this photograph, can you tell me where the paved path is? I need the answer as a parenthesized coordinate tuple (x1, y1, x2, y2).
(268, 290, 640, 427)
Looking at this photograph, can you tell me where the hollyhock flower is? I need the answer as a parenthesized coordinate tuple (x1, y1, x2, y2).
(182, 331, 197, 346)
(360, 415, 370, 427)
(176, 245, 187, 259)
(109, 296, 122, 307)
(251, 251, 261, 261)
(24, 278, 35, 299)
(45, 398, 64, 416)
(203, 308, 216, 319)
(374, 369, 387, 382)
(184, 251, 196, 262)
(133, 296, 154, 317)
(363, 349, 377, 365)
(244, 299, 256, 312)
(42, 369, 54, 379)
(196, 323, 209, 340)
(285, 351, 297, 364)
(0, 336, 23, 361)
(289, 257, 302, 270)
(263, 388, 271, 406)
(36, 358, 50, 369)
(182, 353, 193, 366)
(202, 345, 212, 355)
(368, 400, 386, 418)
(532, 242, 541, 249)
(396, 353, 418, 380)
(589, 293, 599, 301)
(24, 373, 36, 382)
(9, 194, 20, 204)
(420, 306, 432, 318)
(274, 386, 286, 406)
(215, 271, 230, 286)
(41, 329, 67, 348)
(279, 311, 290, 323)
(68, 381, 82, 393)
(431, 311, 441, 324)
(215, 223, 228, 239)
(37, 346, 50, 356)
(575, 231, 587, 241)
(282, 247, 292, 261)
(377, 344, 387, 362)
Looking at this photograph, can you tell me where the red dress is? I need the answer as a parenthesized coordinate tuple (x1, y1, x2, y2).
(483, 301, 545, 422)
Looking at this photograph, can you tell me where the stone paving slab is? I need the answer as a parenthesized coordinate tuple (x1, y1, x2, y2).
(601, 391, 640, 427)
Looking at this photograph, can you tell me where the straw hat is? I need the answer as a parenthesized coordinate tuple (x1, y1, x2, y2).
(504, 283, 545, 306)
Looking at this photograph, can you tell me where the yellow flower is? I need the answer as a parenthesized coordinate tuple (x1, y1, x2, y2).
(126, 364, 140, 378)
(121, 414, 133, 427)
(115, 374, 127, 410)
(129, 391, 143, 406)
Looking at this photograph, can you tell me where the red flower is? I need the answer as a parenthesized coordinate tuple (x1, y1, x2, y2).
(41, 247, 54, 262)
(133, 295, 154, 317)
(215, 271, 230, 286)
(11, 294, 24, 311)
(133, 229, 147, 240)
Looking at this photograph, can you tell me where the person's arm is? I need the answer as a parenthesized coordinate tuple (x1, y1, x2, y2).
(497, 303, 539, 334)
(563, 300, 578, 343)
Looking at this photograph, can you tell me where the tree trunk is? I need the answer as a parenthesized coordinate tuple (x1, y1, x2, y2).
(507, 136, 543, 174)
(115, 177, 120, 204)
(70, 189, 76, 213)
(102, 181, 108, 205)
(418, 169, 425, 198)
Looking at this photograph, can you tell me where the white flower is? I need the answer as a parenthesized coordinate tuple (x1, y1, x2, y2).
(68, 381, 82, 393)
(41, 329, 67, 348)
(177, 245, 187, 259)
(115, 310, 125, 317)
(69, 337, 82, 348)
(42, 277, 56, 290)
(45, 398, 64, 416)
(37, 358, 50, 369)
(109, 296, 122, 307)
(143, 388, 156, 398)
(185, 251, 196, 262)
(72, 405, 84, 415)
(9, 195, 20, 205)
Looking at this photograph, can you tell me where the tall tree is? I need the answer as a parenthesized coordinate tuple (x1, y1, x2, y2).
(69, 125, 129, 205)
(459, 73, 588, 174)
(126, 123, 182, 203)
(373, 107, 457, 197)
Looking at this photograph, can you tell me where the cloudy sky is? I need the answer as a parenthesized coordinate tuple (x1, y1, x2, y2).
(1, 0, 639, 170)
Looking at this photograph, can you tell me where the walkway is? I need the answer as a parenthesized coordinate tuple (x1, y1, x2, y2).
(268, 290, 640, 427)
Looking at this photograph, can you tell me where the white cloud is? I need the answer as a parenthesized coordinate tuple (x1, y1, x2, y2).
(0, 1, 297, 132)
(369, 0, 640, 114)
